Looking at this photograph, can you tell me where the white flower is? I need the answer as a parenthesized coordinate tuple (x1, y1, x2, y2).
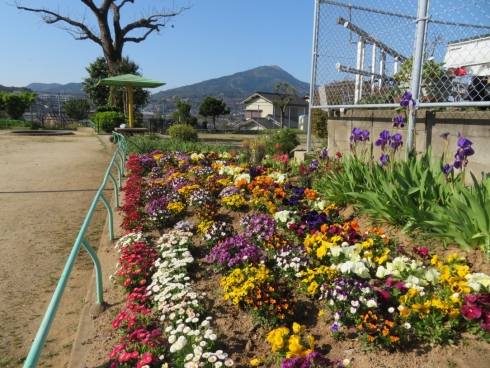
(403, 322, 411, 329)
(388, 307, 395, 313)
(200, 340, 207, 347)
(215, 363, 223, 368)
(201, 320, 210, 327)
(342, 359, 350, 367)
(351, 300, 359, 307)
(208, 355, 218, 363)
(186, 354, 194, 361)
(224, 359, 234, 366)
(366, 299, 377, 308)
(209, 334, 217, 341)
(350, 307, 357, 314)
(168, 335, 176, 344)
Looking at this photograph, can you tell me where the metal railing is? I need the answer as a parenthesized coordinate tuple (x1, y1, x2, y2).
(23, 129, 127, 367)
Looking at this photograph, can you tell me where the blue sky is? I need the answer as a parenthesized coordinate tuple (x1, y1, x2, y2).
(0, 0, 315, 93)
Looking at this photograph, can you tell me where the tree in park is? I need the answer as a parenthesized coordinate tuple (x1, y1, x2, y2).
(198, 96, 230, 129)
(1, 92, 37, 120)
(272, 82, 298, 129)
(82, 56, 150, 110)
(13, 1, 190, 75)
(63, 98, 91, 121)
(174, 99, 193, 125)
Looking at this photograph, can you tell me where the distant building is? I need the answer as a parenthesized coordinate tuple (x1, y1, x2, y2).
(236, 91, 309, 130)
(37, 94, 72, 102)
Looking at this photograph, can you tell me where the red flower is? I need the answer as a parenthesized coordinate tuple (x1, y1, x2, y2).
(481, 322, 490, 333)
(462, 305, 482, 320)
(276, 143, 280, 149)
(335, 151, 342, 158)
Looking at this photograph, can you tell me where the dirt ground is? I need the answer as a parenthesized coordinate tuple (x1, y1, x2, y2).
(0, 128, 113, 367)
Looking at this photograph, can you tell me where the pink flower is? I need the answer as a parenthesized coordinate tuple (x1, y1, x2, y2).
(481, 323, 490, 333)
(462, 305, 482, 320)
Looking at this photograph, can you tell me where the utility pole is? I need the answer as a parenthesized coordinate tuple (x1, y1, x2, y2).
(58, 93, 62, 128)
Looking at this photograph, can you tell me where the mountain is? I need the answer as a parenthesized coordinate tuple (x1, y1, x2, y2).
(26, 82, 84, 94)
(149, 65, 310, 114)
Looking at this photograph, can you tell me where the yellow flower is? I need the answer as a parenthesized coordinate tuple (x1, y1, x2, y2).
(451, 281, 471, 294)
(448, 309, 460, 318)
(267, 327, 289, 351)
(307, 334, 315, 350)
(292, 322, 306, 334)
(287, 335, 305, 357)
(307, 281, 319, 295)
(250, 357, 265, 366)
(440, 265, 451, 284)
(411, 301, 431, 315)
(446, 253, 464, 264)
(454, 264, 470, 278)
(318, 310, 325, 317)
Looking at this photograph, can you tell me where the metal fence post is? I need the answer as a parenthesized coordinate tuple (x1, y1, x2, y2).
(307, 0, 321, 152)
(406, 0, 430, 161)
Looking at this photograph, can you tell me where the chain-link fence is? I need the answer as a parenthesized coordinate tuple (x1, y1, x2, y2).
(309, 0, 490, 109)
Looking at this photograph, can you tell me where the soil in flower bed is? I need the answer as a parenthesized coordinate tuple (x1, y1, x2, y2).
(82, 203, 490, 368)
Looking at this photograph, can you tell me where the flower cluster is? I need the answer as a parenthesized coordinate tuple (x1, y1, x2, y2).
(206, 235, 265, 272)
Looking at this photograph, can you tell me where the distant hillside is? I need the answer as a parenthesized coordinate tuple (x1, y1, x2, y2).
(0, 85, 33, 93)
(26, 82, 84, 94)
(149, 65, 310, 113)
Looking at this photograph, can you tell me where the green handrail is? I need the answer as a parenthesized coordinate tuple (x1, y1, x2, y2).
(23, 130, 127, 368)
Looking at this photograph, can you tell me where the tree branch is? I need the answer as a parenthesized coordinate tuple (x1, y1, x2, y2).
(117, 0, 134, 11)
(13, 1, 102, 45)
(120, 5, 191, 41)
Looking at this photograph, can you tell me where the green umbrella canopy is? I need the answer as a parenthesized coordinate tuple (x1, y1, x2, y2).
(96, 74, 165, 127)
(96, 74, 165, 88)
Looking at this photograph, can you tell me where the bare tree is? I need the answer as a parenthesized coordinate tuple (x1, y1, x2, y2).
(12, 0, 191, 74)
(272, 82, 297, 129)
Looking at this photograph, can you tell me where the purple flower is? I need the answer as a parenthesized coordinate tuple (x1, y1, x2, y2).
(453, 159, 463, 169)
(441, 164, 453, 175)
(457, 136, 473, 149)
(440, 132, 450, 139)
(391, 133, 403, 151)
(393, 115, 405, 128)
(400, 91, 416, 108)
(331, 322, 341, 332)
(319, 148, 328, 159)
(375, 130, 391, 149)
(380, 154, 389, 165)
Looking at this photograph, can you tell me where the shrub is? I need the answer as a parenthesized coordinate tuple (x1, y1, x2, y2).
(264, 128, 300, 156)
(167, 124, 198, 141)
(93, 111, 125, 133)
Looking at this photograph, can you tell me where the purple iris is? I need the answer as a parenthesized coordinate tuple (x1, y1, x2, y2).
(393, 115, 405, 128)
(400, 91, 416, 108)
(375, 130, 391, 149)
(319, 148, 328, 159)
(391, 133, 403, 151)
(380, 154, 389, 165)
(441, 163, 453, 174)
(440, 132, 450, 139)
(350, 128, 370, 142)
(457, 136, 473, 149)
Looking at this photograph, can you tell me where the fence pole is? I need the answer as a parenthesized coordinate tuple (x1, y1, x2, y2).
(406, 0, 429, 160)
(307, 0, 321, 152)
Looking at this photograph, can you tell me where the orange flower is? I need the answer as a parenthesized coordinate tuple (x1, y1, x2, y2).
(320, 224, 329, 234)
(367, 335, 375, 342)
(384, 320, 394, 328)
(382, 327, 390, 336)
(390, 336, 400, 343)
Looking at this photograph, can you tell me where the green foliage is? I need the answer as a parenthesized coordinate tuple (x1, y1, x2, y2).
(167, 124, 198, 141)
(0, 92, 36, 120)
(174, 100, 193, 124)
(63, 98, 91, 121)
(311, 109, 328, 140)
(93, 111, 125, 133)
(263, 128, 301, 156)
(417, 172, 490, 253)
(82, 56, 150, 110)
(126, 134, 234, 155)
(198, 96, 230, 129)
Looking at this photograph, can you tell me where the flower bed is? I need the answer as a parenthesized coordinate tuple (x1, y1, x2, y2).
(108, 148, 490, 367)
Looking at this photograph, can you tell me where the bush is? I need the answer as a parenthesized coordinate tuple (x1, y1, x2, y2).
(93, 111, 125, 133)
(264, 128, 300, 156)
(167, 124, 198, 142)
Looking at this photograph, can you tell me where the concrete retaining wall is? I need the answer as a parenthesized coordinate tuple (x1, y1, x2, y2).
(327, 109, 490, 178)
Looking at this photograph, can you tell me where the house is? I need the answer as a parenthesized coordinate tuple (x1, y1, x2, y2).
(236, 91, 309, 130)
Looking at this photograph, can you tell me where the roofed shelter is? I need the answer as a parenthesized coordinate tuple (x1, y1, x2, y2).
(96, 74, 165, 127)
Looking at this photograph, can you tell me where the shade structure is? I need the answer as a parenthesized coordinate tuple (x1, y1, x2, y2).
(96, 74, 165, 127)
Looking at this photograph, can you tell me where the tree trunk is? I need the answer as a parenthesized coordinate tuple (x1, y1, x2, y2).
(280, 108, 285, 129)
(212, 116, 216, 129)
